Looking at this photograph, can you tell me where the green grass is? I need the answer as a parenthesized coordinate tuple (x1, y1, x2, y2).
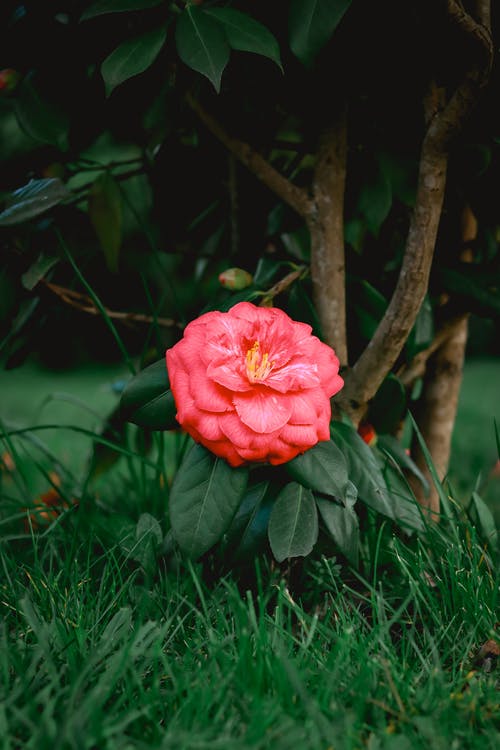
(0, 516, 498, 749)
(449, 358, 500, 519)
(0, 358, 499, 749)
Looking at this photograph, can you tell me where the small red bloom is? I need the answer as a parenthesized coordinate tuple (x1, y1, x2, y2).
(358, 422, 377, 446)
(166, 302, 344, 466)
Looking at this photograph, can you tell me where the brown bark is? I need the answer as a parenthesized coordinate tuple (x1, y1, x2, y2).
(186, 3, 492, 433)
(308, 110, 348, 366)
(338, 132, 448, 424)
(410, 205, 477, 516)
(411, 315, 469, 517)
(337, 2, 492, 424)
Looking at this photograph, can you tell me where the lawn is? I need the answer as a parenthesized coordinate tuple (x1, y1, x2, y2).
(0, 357, 499, 749)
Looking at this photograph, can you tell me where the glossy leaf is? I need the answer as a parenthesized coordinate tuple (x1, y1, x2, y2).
(206, 8, 282, 70)
(289, 0, 352, 67)
(286, 439, 349, 500)
(14, 78, 69, 150)
(377, 434, 429, 494)
(88, 172, 122, 272)
(316, 496, 359, 566)
(169, 443, 249, 558)
(331, 421, 424, 531)
(102, 26, 167, 96)
(352, 279, 387, 341)
(268, 482, 318, 562)
(358, 159, 392, 236)
(368, 374, 406, 435)
(87, 402, 128, 482)
(440, 267, 500, 318)
(379, 456, 426, 532)
(406, 296, 434, 360)
(175, 6, 230, 92)
(120, 359, 177, 430)
(21, 254, 59, 290)
(226, 480, 274, 559)
(0, 178, 70, 226)
(81, 0, 163, 21)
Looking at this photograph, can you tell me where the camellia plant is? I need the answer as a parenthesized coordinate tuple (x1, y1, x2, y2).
(120, 300, 425, 566)
(1, 1, 498, 566)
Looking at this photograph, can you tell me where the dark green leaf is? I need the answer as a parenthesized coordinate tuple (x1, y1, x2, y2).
(88, 172, 122, 272)
(226, 480, 274, 559)
(408, 413, 453, 521)
(368, 375, 406, 435)
(406, 296, 434, 360)
(268, 482, 318, 562)
(205, 8, 282, 70)
(286, 439, 349, 499)
(81, 0, 163, 21)
(378, 453, 425, 532)
(0, 178, 70, 226)
(377, 434, 429, 494)
(470, 492, 498, 548)
(169, 443, 249, 558)
(14, 78, 69, 150)
(120, 359, 177, 430)
(440, 267, 500, 318)
(175, 6, 230, 92)
(352, 279, 387, 341)
(331, 421, 423, 531)
(21, 254, 59, 290)
(378, 151, 417, 207)
(252, 257, 284, 287)
(287, 280, 323, 339)
(358, 160, 392, 236)
(102, 25, 167, 96)
(289, 0, 352, 67)
(87, 402, 128, 482)
(316, 496, 359, 566)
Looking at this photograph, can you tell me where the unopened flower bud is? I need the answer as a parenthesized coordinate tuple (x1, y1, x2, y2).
(218, 267, 253, 290)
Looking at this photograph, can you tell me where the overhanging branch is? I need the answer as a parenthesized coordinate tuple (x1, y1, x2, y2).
(186, 92, 313, 219)
(338, 1, 493, 421)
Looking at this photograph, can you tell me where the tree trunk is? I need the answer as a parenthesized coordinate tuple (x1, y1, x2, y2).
(308, 109, 348, 367)
(411, 315, 469, 517)
(410, 205, 477, 516)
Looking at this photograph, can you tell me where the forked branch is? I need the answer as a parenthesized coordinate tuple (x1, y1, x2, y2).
(337, 1, 493, 422)
(185, 93, 313, 219)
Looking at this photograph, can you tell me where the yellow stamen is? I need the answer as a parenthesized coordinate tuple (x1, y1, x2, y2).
(246, 340, 273, 381)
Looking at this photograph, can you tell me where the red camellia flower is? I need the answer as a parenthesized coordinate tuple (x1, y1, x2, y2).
(166, 302, 344, 467)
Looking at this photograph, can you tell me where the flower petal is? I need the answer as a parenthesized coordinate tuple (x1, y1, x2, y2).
(207, 359, 251, 392)
(264, 358, 321, 392)
(280, 423, 319, 448)
(190, 368, 234, 412)
(288, 392, 323, 424)
(234, 389, 292, 433)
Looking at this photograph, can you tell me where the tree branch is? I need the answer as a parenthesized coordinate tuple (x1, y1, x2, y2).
(338, 1, 492, 422)
(308, 108, 348, 365)
(410, 315, 469, 518)
(186, 92, 313, 219)
(259, 266, 307, 307)
(43, 281, 182, 329)
(397, 314, 469, 386)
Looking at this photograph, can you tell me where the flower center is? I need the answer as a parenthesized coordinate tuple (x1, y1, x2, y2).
(245, 341, 273, 382)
